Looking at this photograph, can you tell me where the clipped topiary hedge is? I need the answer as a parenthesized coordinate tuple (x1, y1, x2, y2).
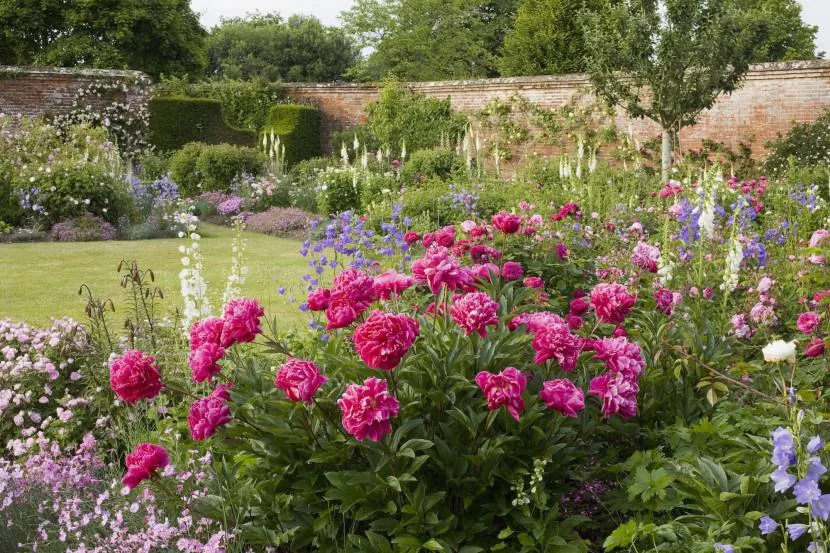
(169, 142, 266, 196)
(261, 104, 322, 166)
(148, 97, 257, 152)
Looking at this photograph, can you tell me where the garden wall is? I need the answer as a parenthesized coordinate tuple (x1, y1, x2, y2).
(284, 60, 830, 160)
(0, 66, 148, 119)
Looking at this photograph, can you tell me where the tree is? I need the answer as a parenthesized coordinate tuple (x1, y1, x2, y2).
(0, 0, 206, 77)
(582, 0, 759, 180)
(500, 0, 605, 76)
(341, 0, 518, 81)
(207, 14, 358, 82)
(737, 0, 820, 62)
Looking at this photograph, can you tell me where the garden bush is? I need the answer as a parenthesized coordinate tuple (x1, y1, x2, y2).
(148, 97, 258, 152)
(317, 167, 362, 215)
(169, 142, 266, 196)
(244, 206, 312, 236)
(51, 213, 118, 242)
(261, 104, 323, 166)
(764, 108, 830, 178)
(401, 148, 463, 184)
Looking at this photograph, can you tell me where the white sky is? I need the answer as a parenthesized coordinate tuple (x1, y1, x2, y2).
(191, 0, 830, 56)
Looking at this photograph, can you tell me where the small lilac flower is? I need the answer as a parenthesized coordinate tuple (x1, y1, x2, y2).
(714, 544, 734, 553)
(771, 467, 797, 492)
(759, 515, 777, 535)
(787, 523, 808, 540)
(807, 436, 824, 454)
(771, 427, 797, 468)
(794, 478, 822, 505)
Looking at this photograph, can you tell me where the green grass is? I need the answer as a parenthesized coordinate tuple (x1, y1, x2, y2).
(0, 223, 309, 327)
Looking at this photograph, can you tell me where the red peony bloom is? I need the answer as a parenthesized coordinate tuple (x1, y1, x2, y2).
(654, 288, 675, 315)
(591, 337, 645, 380)
(338, 377, 400, 441)
(509, 311, 565, 333)
(450, 292, 500, 337)
(569, 298, 590, 316)
(589, 371, 639, 419)
(475, 367, 527, 420)
(804, 338, 825, 358)
(492, 212, 522, 234)
(189, 317, 224, 350)
(220, 298, 265, 347)
(275, 358, 328, 404)
(422, 232, 436, 247)
(435, 225, 456, 247)
(797, 311, 820, 334)
(470, 244, 502, 263)
(412, 246, 472, 295)
(567, 314, 583, 330)
(373, 270, 414, 300)
(403, 231, 421, 245)
(325, 297, 363, 330)
(189, 342, 225, 383)
(188, 384, 232, 441)
(523, 276, 544, 289)
(353, 310, 420, 370)
(325, 269, 377, 329)
(306, 288, 331, 311)
(531, 320, 583, 371)
(501, 261, 524, 281)
(122, 443, 169, 489)
(590, 283, 636, 324)
(552, 202, 582, 222)
(110, 350, 162, 405)
(539, 379, 585, 417)
(556, 243, 570, 260)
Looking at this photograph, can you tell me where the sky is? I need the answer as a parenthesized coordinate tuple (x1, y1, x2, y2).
(191, 0, 830, 55)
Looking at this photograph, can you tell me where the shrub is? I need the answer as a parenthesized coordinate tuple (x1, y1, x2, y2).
(169, 143, 266, 196)
(244, 207, 312, 236)
(401, 148, 463, 183)
(261, 104, 322, 166)
(148, 97, 257, 152)
(134, 151, 171, 181)
(764, 108, 830, 177)
(50, 213, 118, 242)
(317, 168, 361, 215)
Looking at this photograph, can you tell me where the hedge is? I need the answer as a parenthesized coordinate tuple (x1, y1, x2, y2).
(148, 97, 257, 152)
(261, 104, 322, 166)
(169, 143, 266, 196)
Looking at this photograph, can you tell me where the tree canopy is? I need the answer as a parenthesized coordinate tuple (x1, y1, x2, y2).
(206, 13, 359, 82)
(0, 0, 207, 77)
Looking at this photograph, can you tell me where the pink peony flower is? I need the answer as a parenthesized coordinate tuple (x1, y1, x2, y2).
(804, 339, 825, 358)
(325, 269, 377, 329)
(470, 244, 502, 263)
(338, 377, 400, 441)
(509, 311, 565, 333)
(590, 283, 636, 324)
(809, 254, 826, 265)
(567, 314, 583, 330)
(569, 298, 590, 316)
(110, 350, 162, 405)
(353, 310, 420, 370)
(471, 263, 500, 282)
(539, 379, 585, 417)
(631, 242, 660, 273)
(591, 337, 645, 380)
(412, 246, 472, 294)
(555, 243, 570, 260)
(757, 276, 775, 294)
(501, 261, 524, 281)
(403, 231, 420, 245)
(523, 276, 544, 289)
(435, 225, 456, 247)
(275, 358, 328, 404)
(797, 311, 820, 334)
(189, 342, 225, 383)
(809, 229, 829, 248)
(190, 317, 224, 350)
(450, 292, 500, 337)
(731, 314, 754, 339)
(422, 232, 435, 247)
(492, 212, 522, 234)
(306, 288, 331, 311)
(122, 443, 169, 489)
(373, 270, 414, 300)
(552, 202, 582, 222)
(589, 371, 639, 419)
(188, 385, 232, 441)
(532, 319, 583, 371)
(655, 288, 675, 315)
(220, 298, 265, 347)
(750, 302, 777, 327)
(475, 367, 527, 420)
(325, 297, 363, 330)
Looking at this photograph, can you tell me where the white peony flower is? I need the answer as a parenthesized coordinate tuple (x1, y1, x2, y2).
(762, 340, 797, 364)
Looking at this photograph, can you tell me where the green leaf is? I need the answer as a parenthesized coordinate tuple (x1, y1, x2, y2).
(422, 539, 444, 551)
(603, 519, 638, 551)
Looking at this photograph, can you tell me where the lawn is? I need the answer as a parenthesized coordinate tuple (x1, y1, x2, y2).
(0, 223, 310, 328)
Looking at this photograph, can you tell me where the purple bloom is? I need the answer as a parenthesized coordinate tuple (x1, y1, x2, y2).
(787, 523, 808, 540)
(771, 467, 797, 492)
(771, 427, 797, 468)
(807, 457, 827, 481)
(714, 544, 734, 553)
(808, 436, 824, 454)
(759, 515, 777, 535)
(794, 478, 822, 504)
(811, 494, 830, 521)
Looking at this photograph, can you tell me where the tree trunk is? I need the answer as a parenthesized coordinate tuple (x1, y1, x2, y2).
(661, 128, 674, 182)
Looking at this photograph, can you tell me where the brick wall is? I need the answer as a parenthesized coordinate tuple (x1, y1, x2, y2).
(0, 66, 148, 119)
(285, 60, 830, 161)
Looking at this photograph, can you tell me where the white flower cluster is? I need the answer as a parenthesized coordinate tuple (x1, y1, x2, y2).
(222, 217, 249, 305)
(177, 211, 212, 330)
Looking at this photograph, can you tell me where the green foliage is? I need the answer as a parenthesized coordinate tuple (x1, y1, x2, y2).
(341, 0, 518, 81)
(736, 0, 820, 61)
(169, 143, 266, 196)
(401, 149, 463, 184)
(365, 82, 468, 152)
(207, 13, 358, 82)
(317, 168, 361, 215)
(135, 151, 172, 182)
(148, 97, 257, 152)
(154, 77, 286, 130)
(261, 105, 323, 166)
(500, 0, 604, 76)
(763, 108, 830, 178)
(0, 0, 206, 76)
